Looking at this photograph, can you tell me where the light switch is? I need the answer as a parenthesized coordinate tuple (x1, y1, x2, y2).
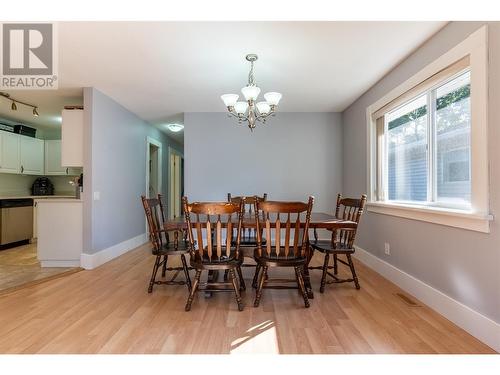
(93, 191, 100, 201)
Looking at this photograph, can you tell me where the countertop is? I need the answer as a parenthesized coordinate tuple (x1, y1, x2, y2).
(35, 198, 82, 203)
(0, 195, 77, 200)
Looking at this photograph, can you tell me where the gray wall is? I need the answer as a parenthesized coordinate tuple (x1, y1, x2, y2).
(342, 22, 500, 322)
(184, 112, 342, 213)
(83, 88, 183, 254)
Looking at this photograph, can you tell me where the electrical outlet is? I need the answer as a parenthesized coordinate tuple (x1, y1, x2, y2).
(384, 242, 391, 255)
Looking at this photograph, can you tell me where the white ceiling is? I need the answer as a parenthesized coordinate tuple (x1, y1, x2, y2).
(0, 88, 82, 131)
(0, 22, 446, 142)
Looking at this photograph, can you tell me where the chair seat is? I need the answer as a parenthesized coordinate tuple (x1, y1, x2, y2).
(152, 241, 191, 255)
(190, 249, 244, 270)
(311, 240, 355, 254)
(253, 248, 306, 266)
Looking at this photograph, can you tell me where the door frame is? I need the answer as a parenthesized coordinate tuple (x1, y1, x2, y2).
(146, 136, 162, 199)
(168, 147, 184, 219)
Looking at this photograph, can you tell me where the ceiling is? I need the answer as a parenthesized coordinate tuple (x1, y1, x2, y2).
(1, 22, 447, 142)
(0, 88, 82, 131)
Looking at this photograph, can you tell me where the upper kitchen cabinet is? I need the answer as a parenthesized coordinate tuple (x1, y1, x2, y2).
(0, 131, 21, 174)
(45, 140, 82, 176)
(20, 136, 44, 175)
(61, 109, 83, 167)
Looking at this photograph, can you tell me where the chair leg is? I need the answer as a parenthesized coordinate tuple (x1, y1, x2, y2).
(254, 265, 267, 307)
(161, 255, 168, 277)
(185, 270, 201, 311)
(223, 269, 229, 281)
(148, 255, 161, 293)
(236, 266, 246, 291)
(346, 254, 360, 290)
(229, 269, 244, 311)
(180, 254, 192, 292)
(333, 254, 338, 275)
(252, 264, 261, 289)
(295, 266, 310, 308)
(320, 253, 330, 293)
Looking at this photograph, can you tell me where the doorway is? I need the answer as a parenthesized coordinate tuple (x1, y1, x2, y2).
(169, 148, 184, 219)
(146, 137, 162, 199)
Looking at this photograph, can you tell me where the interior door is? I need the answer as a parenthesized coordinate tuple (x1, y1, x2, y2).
(170, 153, 182, 218)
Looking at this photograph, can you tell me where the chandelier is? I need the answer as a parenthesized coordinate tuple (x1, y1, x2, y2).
(221, 54, 282, 131)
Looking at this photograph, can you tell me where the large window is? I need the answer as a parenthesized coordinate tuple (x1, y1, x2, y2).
(384, 71, 471, 209)
(366, 26, 490, 233)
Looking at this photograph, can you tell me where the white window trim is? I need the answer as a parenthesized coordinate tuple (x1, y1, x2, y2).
(366, 25, 492, 233)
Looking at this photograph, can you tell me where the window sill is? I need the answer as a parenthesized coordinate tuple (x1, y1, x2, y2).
(366, 201, 493, 233)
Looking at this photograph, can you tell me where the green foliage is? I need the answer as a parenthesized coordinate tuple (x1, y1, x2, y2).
(388, 84, 470, 130)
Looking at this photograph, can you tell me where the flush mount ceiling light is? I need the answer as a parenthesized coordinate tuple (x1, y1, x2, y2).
(166, 123, 184, 132)
(0, 92, 39, 117)
(221, 54, 282, 131)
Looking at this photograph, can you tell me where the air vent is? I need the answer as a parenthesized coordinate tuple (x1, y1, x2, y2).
(395, 293, 421, 307)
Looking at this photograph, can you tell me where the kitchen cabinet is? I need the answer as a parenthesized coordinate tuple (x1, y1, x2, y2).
(45, 140, 81, 175)
(44, 140, 66, 175)
(61, 109, 83, 167)
(20, 136, 44, 175)
(0, 131, 21, 174)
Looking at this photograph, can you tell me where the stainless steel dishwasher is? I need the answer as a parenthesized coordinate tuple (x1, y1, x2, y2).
(0, 199, 34, 246)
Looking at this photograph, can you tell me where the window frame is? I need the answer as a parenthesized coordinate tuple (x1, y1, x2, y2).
(366, 25, 492, 233)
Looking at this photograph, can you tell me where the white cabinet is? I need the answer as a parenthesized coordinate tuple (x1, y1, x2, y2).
(20, 136, 44, 175)
(45, 140, 82, 175)
(61, 109, 83, 167)
(44, 140, 66, 175)
(0, 131, 21, 174)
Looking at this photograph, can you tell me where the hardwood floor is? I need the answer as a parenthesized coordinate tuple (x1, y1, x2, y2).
(0, 243, 80, 294)
(0, 243, 494, 354)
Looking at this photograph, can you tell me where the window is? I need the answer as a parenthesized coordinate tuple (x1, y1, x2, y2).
(383, 70, 471, 209)
(366, 26, 490, 233)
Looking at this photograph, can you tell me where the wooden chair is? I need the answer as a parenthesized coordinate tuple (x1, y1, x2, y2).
(141, 195, 191, 293)
(227, 193, 267, 248)
(225, 194, 267, 282)
(182, 197, 246, 311)
(253, 197, 314, 308)
(310, 193, 367, 292)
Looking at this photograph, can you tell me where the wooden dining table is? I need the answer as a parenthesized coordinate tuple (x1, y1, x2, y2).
(164, 212, 357, 298)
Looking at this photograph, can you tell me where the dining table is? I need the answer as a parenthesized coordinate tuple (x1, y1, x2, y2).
(164, 212, 357, 298)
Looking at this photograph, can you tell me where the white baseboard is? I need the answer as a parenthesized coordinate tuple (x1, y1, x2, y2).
(80, 233, 148, 270)
(353, 246, 500, 352)
(40, 260, 81, 268)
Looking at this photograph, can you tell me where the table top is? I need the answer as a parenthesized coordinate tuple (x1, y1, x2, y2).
(164, 212, 357, 230)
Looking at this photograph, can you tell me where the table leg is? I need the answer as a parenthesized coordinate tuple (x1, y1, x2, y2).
(304, 243, 314, 299)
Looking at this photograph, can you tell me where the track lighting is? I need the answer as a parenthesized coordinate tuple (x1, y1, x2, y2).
(0, 92, 39, 117)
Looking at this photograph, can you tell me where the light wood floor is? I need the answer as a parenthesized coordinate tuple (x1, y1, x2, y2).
(0, 244, 495, 354)
(0, 243, 78, 294)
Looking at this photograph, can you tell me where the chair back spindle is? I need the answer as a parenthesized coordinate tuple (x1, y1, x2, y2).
(183, 198, 244, 261)
(333, 194, 367, 248)
(254, 197, 314, 259)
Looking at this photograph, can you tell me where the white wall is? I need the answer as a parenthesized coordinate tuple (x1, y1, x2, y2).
(184, 112, 342, 213)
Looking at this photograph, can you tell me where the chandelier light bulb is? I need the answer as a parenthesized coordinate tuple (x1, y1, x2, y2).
(221, 94, 239, 107)
(241, 86, 261, 101)
(256, 102, 271, 115)
(264, 92, 282, 106)
(234, 101, 249, 115)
